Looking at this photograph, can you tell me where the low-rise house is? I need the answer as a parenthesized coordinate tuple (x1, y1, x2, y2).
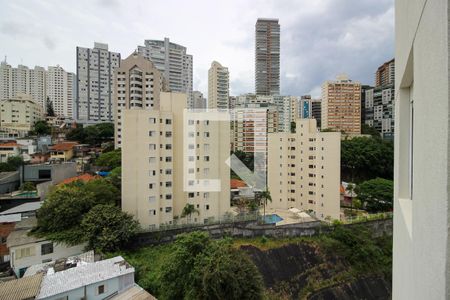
(36, 256, 135, 299)
(29, 153, 50, 165)
(0, 142, 19, 163)
(6, 217, 84, 277)
(49, 142, 78, 162)
(0, 214, 20, 263)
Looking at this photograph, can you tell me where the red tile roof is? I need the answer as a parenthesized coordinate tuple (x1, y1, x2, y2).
(50, 142, 78, 151)
(59, 174, 100, 185)
(231, 179, 247, 189)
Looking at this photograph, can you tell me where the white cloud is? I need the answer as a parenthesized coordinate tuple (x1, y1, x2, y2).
(0, 0, 394, 97)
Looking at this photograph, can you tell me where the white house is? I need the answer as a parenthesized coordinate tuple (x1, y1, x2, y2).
(6, 217, 84, 277)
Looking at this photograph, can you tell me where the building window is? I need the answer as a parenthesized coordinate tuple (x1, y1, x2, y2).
(98, 285, 105, 295)
(41, 243, 53, 255)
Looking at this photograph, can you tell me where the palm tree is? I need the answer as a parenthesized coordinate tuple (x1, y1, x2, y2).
(181, 203, 199, 224)
(259, 188, 272, 223)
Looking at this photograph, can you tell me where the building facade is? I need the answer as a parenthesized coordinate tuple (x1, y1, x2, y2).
(0, 62, 46, 111)
(46, 66, 75, 118)
(122, 92, 230, 229)
(0, 94, 44, 134)
(138, 38, 193, 107)
(364, 83, 395, 140)
(113, 52, 166, 148)
(268, 119, 340, 220)
(255, 18, 280, 96)
(321, 74, 361, 135)
(76, 42, 121, 123)
(393, 0, 450, 298)
(376, 58, 395, 87)
(208, 61, 229, 109)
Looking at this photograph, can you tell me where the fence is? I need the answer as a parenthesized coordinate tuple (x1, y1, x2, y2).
(134, 215, 393, 247)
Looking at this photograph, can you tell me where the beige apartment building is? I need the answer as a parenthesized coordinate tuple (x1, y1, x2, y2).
(0, 93, 43, 134)
(113, 52, 167, 148)
(268, 119, 340, 220)
(231, 107, 278, 153)
(321, 74, 361, 135)
(122, 92, 231, 229)
(208, 61, 229, 109)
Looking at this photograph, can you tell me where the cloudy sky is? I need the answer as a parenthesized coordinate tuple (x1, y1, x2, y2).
(0, 0, 394, 97)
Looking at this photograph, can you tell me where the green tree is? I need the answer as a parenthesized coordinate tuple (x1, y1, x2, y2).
(341, 137, 393, 182)
(84, 123, 114, 145)
(107, 167, 122, 190)
(81, 204, 139, 253)
(34, 185, 95, 243)
(7, 156, 23, 169)
(83, 179, 119, 206)
(46, 97, 55, 117)
(259, 188, 272, 223)
(95, 149, 121, 169)
(33, 120, 51, 135)
(159, 232, 263, 300)
(361, 124, 381, 139)
(181, 203, 199, 223)
(66, 126, 86, 143)
(33, 179, 118, 244)
(355, 178, 393, 212)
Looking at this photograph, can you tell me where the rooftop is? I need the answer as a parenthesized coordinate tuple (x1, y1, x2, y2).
(37, 256, 134, 299)
(0, 202, 42, 215)
(6, 217, 41, 248)
(0, 273, 43, 300)
(50, 142, 78, 151)
(231, 179, 247, 189)
(59, 173, 100, 185)
(110, 284, 156, 300)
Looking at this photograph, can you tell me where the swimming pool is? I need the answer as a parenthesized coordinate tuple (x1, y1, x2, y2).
(263, 214, 283, 224)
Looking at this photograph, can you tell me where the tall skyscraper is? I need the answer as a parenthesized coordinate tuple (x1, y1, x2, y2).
(138, 38, 193, 107)
(0, 62, 46, 110)
(208, 61, 229, 109)
(321, 74, 361, 135)
(375, 58, 395, 87)
(113, 52, 167, 148)
(255, 18, 280, 96)
(268, 119, 340, 220)
(76, 42, 121, 123)
(122, 92, 230, 229)
(46, 66, 75, 118)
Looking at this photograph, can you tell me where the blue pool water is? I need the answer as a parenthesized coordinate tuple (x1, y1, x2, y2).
(263, 214, 283, 224)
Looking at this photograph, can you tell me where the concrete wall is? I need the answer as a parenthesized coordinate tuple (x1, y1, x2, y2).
(23, 163, 77, 184)
(394, 0, 450, 298)
(134, 218, 392, 247)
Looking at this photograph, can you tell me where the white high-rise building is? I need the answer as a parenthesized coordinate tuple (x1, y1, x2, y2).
(208, 61, 229, 109)
(122, 92, 230, 229)
(394, 0, 450, 298)
(0, 62, 46, 111)
(138, 38, 193, 107)
(46, 66, 75, 118)
(76, 42, 121, 123)
(268, 119, 340, 220)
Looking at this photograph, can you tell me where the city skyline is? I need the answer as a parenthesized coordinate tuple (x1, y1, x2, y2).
(0, 0, 394, 98)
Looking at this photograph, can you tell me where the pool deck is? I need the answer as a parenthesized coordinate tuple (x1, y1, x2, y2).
(262, 208, 316, 226)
